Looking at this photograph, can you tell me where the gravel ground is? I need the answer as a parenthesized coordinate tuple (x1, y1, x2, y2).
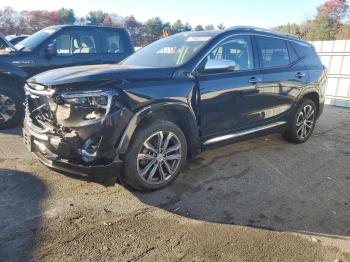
(0, 106, 349, 262)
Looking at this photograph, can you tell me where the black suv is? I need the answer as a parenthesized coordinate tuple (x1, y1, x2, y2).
(0, 25, 134, 129)
(23, 27, 327, 191)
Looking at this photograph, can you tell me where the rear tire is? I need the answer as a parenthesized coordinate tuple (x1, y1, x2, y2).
(282, 99, 317, 143)
(0, 85, 24, 130)
(121, 120, 187, 191)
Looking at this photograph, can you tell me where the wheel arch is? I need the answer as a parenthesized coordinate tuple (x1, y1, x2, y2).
(0, 63, 28, 96)
(302, 91, 320, 115)
(116, 102, 201, 159)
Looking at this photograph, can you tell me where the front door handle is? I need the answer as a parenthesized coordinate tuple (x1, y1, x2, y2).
(295, 72, 306, 78)
(248, 77, 262, 84)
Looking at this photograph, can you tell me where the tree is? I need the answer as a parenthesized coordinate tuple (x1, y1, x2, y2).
(306, 0, 349, 40)
(144, 17, 163, 42)
(306, 14, 338, 40)
(274, 0, 350, 41)
(58, 8, 75, 24)
(217, 23, 226, 30)
(103, 14, 112, 26)
(124, 15, 144, 46)
(183, 22, 192, 31)
(319, 0, 349, 23)
(162, 22, 172, 37)
(337, 23, 350, 38)
(109, 13, 124, 27)
(0, 7, 21, 35)
(194, 25, 204, 31)
(86, 10, 106, 25)
(205, 24, 215, 30)
(25, 10, 60, 31)
(172, 19, 185, 33)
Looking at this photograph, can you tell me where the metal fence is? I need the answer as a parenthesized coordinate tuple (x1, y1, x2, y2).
(311, 40, 350, 108)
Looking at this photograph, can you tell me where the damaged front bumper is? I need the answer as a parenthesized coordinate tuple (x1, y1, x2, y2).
(22, 83, 134, 185)
(23, 120, 124, 185)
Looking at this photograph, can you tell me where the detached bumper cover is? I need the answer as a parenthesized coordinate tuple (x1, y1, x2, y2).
(23, 123, 123, 185)
(34, 151, 123, 184)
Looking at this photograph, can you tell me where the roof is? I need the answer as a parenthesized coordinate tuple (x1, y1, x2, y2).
(176, 26, 309, 45)
(46, 25, 127, 31)
(177, 30, 222, 37)
(225, 26, 311, 45)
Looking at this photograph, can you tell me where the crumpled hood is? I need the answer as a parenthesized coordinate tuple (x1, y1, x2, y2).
(29, 64, 175, 86)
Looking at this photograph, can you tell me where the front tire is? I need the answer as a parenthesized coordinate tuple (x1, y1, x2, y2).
(0, 85, 24, 130)
(282, 99, 317, 143)
(121, 120, 187, 191)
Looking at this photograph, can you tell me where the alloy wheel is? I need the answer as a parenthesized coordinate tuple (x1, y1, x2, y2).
(0, 94, 16, 124)
(296, 104, 315, 140)
(137, 130, 182, 185)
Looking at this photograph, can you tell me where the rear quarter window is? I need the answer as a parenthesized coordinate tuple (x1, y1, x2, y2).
(291, 42, 322, 67)
(100, 30, 125, 54)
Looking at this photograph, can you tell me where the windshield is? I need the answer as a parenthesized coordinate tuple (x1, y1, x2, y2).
(15, 28, 58, 51)
(122, 34, 212, 68)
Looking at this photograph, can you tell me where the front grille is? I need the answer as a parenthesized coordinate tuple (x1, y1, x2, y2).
(25, 84, 56, 130)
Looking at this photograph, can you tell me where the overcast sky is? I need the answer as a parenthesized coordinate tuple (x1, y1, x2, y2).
(2, 0, 326, 28)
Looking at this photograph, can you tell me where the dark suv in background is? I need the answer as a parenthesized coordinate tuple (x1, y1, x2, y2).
(0, 25, 134, 129)
(23, 26, 327, 191)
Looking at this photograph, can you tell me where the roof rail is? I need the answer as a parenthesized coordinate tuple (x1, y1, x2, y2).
(225, 26, 299, 39)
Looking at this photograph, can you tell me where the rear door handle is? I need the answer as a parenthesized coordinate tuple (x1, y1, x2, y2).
(295, 72, 306, 78)
(249, 77, 262, 84)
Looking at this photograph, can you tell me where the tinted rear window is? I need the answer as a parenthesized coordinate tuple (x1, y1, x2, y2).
(287, 41, 299, 63)
(291, 42, 322, 67)
(291, 42, 317, 58)
(257, 36, 290, 68)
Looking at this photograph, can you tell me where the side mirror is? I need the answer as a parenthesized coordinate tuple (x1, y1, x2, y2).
(204, 59, 236, 73)
(45, 43, 57, 59)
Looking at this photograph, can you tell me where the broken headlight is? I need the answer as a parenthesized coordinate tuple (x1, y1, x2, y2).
(55, 90, 119, 122)
(61, 91, 110, 109)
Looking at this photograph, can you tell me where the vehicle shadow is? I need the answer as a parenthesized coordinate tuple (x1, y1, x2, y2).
(0, 128, 22, 136)
(131, 131, 350, 239)
(0, 169, 47, 262)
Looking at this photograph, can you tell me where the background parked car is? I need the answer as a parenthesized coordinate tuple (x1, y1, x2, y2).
(0, 25, 134, 129)
(5, 35, 29, 46)
(0, 33, 16, 51)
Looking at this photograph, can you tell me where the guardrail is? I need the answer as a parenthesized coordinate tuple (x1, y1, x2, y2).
(311, 40, 350, 108)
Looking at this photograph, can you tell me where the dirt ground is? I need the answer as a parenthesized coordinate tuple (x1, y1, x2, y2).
(0, 106, 350, 262)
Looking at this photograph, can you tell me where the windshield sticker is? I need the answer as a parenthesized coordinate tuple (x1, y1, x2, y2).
(186, 36, 211, 42)
(42, 29, 56, 35)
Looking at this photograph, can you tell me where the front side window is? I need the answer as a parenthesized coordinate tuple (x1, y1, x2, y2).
(122, 34, 212, 68)
(207, 35, 254, 71)
(101, 31, 124, 54)
(257, 36, 290, 68)
(48, 31, 97, 56)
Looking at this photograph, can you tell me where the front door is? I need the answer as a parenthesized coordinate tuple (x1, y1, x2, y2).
(197, 35, 265, 139)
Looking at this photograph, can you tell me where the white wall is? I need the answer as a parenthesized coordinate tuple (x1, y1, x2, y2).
(311, 40, 350, 108)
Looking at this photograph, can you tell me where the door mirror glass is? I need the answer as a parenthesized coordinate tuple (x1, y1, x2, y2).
(45, 43, 57, 58)
(204, 59, 236, 73)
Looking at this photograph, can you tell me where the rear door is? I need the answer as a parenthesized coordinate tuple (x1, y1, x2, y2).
(98, 29, 133, 64)
(254, 35, 308, 123)
(35, 27, 103, 74)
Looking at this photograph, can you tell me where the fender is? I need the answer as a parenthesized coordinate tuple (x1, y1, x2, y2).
(0, 61, 28, 85)
(116, 101, 201, 158)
